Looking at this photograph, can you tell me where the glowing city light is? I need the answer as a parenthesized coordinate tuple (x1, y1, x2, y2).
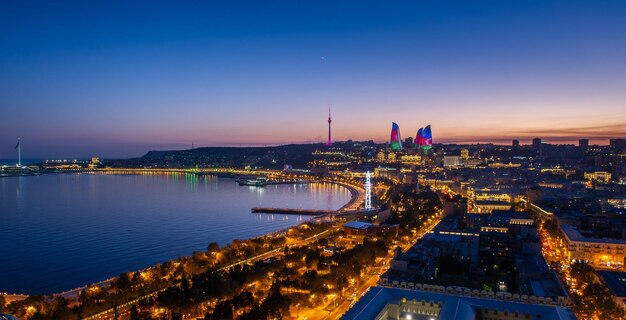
(365, 171, 372, 210)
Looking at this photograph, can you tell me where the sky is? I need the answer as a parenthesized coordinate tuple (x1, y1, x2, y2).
(1, 1, 625, 158)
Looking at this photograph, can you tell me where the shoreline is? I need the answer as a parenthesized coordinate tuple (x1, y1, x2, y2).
(2, 174, 360, 298)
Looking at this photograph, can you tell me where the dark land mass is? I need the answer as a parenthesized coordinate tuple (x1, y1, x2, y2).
(105, 141, 382, 169)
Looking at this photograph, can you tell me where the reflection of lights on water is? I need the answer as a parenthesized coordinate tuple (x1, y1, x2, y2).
(250, 186, 265, 195)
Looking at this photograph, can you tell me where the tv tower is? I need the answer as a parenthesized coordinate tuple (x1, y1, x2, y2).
(326, 104, 332, 146)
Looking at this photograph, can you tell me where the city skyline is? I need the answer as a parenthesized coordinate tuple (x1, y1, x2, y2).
(2, 0, 626, 158)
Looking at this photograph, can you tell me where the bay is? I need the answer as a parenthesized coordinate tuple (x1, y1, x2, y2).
(0, 173, 351, 294)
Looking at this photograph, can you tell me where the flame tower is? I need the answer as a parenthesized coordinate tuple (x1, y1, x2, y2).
(326, 105, 332, 146)
(390, 122, 402, 151)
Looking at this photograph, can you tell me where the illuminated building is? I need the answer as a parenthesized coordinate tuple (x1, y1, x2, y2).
(443, 155, 461, 167)
(388, 152, 397, 163)
(390, 122, 402, 151)
(88, 157, 101, 169)
(473, 189, 512, 203)
(399, 154, 421, 165)
(415, 127, 423, 148)
(342, 286, 575, 320)
(341, 220, 372, 245)
(471, 200, 511, 214)
(377, 151, 386, 162)
(606, 198, 626, 209)
(416, 125, 433, 153)
(460, 148, 469, 160)
(560, 223, 626, 268)
(537, 181, 565, 189)
(374, 166, 398, 179)
(584, 171, 612, 183)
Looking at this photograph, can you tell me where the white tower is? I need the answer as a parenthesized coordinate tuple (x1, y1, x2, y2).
(364, 171, 372, 210)
(16, 138, 21, 167)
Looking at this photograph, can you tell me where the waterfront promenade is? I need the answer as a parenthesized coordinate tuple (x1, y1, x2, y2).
(82, 228, 337, 320)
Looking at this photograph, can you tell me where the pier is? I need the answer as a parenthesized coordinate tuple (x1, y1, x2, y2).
(251, 178, 366, 216)
(251, 207, 334, 215)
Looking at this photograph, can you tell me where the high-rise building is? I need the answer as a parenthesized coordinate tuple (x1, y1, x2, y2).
(390, 122, 402, 151)
(532, 138, 542, 149)
(421, 125, 433, 151)
(404, 137, 414, 149)
(610, 138, 626, 154)
(579, 138, 589, 148)
(512, 139, 520, 147)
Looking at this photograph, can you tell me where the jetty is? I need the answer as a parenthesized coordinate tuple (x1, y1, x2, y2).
(251, 207, 334, 215)
(251, 179, 367, 216)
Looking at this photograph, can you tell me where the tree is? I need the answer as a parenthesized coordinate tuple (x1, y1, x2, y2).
(232, 291, 254, 309)
(49, 297, 73, 320)
(543, 220, 561, 239)
(131, 271, 144, 290)
(207, 242, 220, 254)
(571, 261, 594, 284)
(130, 305, 140, 320)
(205, 301, 233, 320)
(115, 272, 132, 291)
(0, 293, 6, 312)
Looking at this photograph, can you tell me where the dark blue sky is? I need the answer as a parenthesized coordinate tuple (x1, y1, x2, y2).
(1, 1, 625, 158)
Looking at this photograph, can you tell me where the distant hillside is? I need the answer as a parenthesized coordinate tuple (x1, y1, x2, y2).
(109, 143, 326, 168)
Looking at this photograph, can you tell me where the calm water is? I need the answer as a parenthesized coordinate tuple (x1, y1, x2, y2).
(0, 173, 351, 294)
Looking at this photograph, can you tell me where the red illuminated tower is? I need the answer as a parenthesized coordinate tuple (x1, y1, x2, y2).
(326, 105, 332, 146)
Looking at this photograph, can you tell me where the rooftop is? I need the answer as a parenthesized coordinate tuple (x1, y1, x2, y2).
(560, 224, 626, 245)
(341, 286, 576, 320)
(597, 271, 626, 297)
(343, 220, 372, 230)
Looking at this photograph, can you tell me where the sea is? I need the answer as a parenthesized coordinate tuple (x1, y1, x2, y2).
(0, 172, 351, 294)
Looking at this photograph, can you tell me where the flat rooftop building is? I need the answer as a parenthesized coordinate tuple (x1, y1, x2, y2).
(560, 223, 626, 267)
(342, 286, 576, 320)
(597, 270, 626, 310)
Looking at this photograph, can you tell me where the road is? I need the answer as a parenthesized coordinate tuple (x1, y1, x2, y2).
(219, 229, 332, 272)
(323, 272, 381, 320)
(310, 213, 441, 320)
(322, 211, 443, 319)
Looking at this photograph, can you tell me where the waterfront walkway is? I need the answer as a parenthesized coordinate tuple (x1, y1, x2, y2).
(81, 228, 336, 320)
